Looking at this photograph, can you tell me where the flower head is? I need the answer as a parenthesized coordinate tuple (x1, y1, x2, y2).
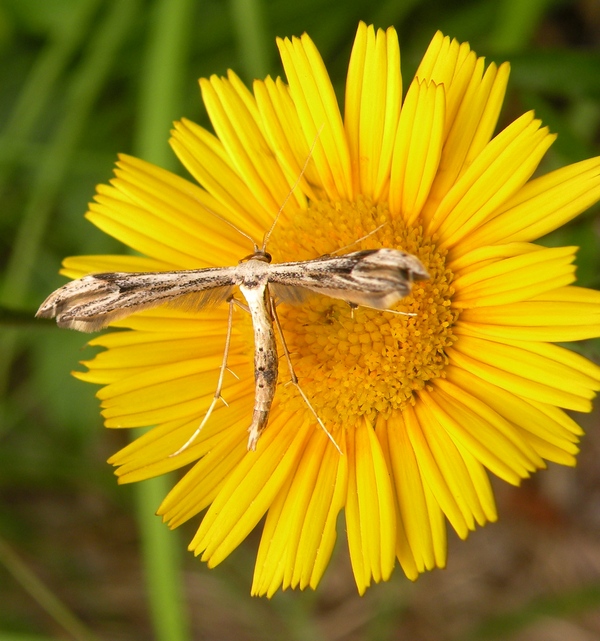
(59, 23, 600, 595)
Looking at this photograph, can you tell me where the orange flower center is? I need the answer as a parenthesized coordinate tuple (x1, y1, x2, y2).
(257, 198, 458, 428)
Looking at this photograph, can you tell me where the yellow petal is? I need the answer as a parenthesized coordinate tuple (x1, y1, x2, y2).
(430, 378, 543, 481)
(252, 428, 347, 596)
(463, 156, 600, 249)
(345, 418, 396, 594)
(277, 32, 353, 200)
(374, 415, 419, 580)
(344, 22, 402, 199)
(453, 246, 578, 307)
(428, 112, 556, 246)
(200, 72, 300, 218)
(254, 76, 317, 204)
(190, 409, 312, 566)
(418, 34, 510, 223)
(385, 411, 446, 573)
(389, 80, 445, 224)
(156, 418, 252, 525)
(445, 365, 582, 462)
(170, 118, 270, 238)
(449, 337, 596, 411)
(414, 395, 490, 530)
(404, 402, 470, 538)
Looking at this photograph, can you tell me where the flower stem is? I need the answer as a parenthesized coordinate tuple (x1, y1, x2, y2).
(131, 0, 196, 639)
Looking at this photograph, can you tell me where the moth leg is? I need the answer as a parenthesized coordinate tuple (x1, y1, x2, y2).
(170, 297, 235, 457)
(270, 297, 342, 455)
(328, 222, 386, 256)
(347, 301, 415, 317)
(231, 298, 250, 314)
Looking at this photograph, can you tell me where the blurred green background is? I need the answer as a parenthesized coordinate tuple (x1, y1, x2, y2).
(1, 0, 600, 639)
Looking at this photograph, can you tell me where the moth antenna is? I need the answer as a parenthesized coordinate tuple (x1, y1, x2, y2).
(201, 203, 259, 253)
(261, 123, 325, 253)
(329, 223, 387, 256)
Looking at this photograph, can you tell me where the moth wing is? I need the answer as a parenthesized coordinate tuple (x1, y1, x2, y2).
(269, 282, 314, 305)
(272, 280, 409, 308)
(269, 281, 390, 307)
(37, 268, 236, 332)
(166, 286, 234, 312)
(268, 249, 429, 309)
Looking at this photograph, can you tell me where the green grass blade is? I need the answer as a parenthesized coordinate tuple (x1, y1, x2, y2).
(0, 0, 103, 198)
(229, 0, 270, 80)
(0, 536, 101, 641)
(129, 0, 196, 639)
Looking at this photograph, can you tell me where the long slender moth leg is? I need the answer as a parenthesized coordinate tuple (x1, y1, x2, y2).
(270, 298, 342, 455)
(347, 301, 416, 317)
(170, 297, 236, 457)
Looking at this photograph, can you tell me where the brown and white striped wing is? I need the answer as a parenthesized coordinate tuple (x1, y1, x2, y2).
(36, 268, 236, 332)
(269, 249, 429, 309)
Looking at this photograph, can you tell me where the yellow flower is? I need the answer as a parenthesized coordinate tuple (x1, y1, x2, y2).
(60, 23, 600, 596)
